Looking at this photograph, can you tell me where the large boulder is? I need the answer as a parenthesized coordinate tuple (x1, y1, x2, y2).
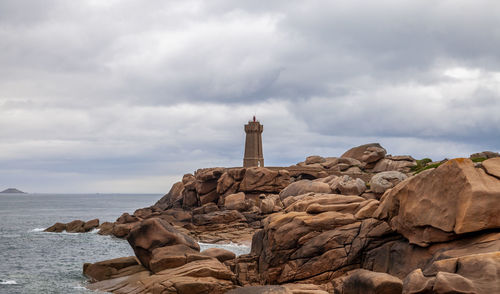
(375, 158, 500, 246)
(127, 218, 200, 270)
(83, 256, 145, 282)
(330, 175, 366, 195)
(369, 171, 408, 194)
(279, 180, 332, 201)
(342, 269, 403, 294)
(372, 156, 416, 173)
(342, 143, 387, 164)
(224, 192, 252, 211)
(240, 167, 291, 193)
(483, 157, 500, 178)
(305, 155, 326, 165)
(148, 244, 204, 273)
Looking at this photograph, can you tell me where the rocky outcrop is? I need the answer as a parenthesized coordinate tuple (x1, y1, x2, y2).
(375, 158, 500, 246)
(470, 151, 500, 159)
(77, 143, 500, 294)
(251, 193, 389, 284)
(86, 258, 237, 294)
(45, 218, 100, 233)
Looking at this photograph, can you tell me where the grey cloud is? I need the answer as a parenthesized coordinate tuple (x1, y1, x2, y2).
(0, 0, 499, 192)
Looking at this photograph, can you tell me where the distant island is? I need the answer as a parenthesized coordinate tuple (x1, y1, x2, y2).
(0, 188, 26, 194)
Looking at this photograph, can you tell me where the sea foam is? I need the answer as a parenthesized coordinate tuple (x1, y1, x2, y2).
(30, 228, 45, 232)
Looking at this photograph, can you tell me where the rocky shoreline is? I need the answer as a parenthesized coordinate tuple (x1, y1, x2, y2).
(46, 143, 500, 293)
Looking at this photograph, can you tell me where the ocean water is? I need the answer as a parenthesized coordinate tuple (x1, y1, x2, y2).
(0, 193, 250, 294)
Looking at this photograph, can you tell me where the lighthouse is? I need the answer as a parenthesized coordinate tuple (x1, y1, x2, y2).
(243, 116, 264, 167)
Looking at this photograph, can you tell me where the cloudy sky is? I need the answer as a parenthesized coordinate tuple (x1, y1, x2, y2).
(1, 0, 499, 193)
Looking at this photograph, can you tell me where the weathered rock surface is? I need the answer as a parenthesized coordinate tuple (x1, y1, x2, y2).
(342, 143, 387, 164)
(375, 158, 500, 246)
(330, 175, 366, 195)
(483, 157, 500, 178)
(240, 167, 290, 193)
(252, 193, 391, 284)
(279, 179, 331, 201)
(372, 156, 416, 173)
(83, 256, 145, 282)
(369, 171, 408, 194)
(403, 252, 500, 294)
(86, 258, 237, 294)
(201, 248, 236, 262)
(126, 217, 200, 270)
(341, 269, 403, 294)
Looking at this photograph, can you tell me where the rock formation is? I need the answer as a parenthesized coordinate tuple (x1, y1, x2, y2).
(43, 143, 500, 293)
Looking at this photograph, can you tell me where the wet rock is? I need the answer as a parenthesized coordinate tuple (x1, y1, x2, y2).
(83, 219, 99, 232)
(44, 222, 66, 233)
(97, 222, 114, 235)
(66, 220, 86, 233)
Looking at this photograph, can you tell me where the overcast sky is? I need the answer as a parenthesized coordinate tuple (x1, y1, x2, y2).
(1, 0, 499, 193)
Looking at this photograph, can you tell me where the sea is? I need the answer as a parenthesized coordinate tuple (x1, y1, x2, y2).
(0, 193, 250, 294)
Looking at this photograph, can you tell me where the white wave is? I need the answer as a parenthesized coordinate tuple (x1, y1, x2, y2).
(198, 242, 251, 256)
(73, 285, 87, 289)
(89, 228, 100, 234)
(30, 228, 45, 232)
(0, 280, 17, 285)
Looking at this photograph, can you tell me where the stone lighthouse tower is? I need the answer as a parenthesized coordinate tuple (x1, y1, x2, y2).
(243, 116, 264, 167)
